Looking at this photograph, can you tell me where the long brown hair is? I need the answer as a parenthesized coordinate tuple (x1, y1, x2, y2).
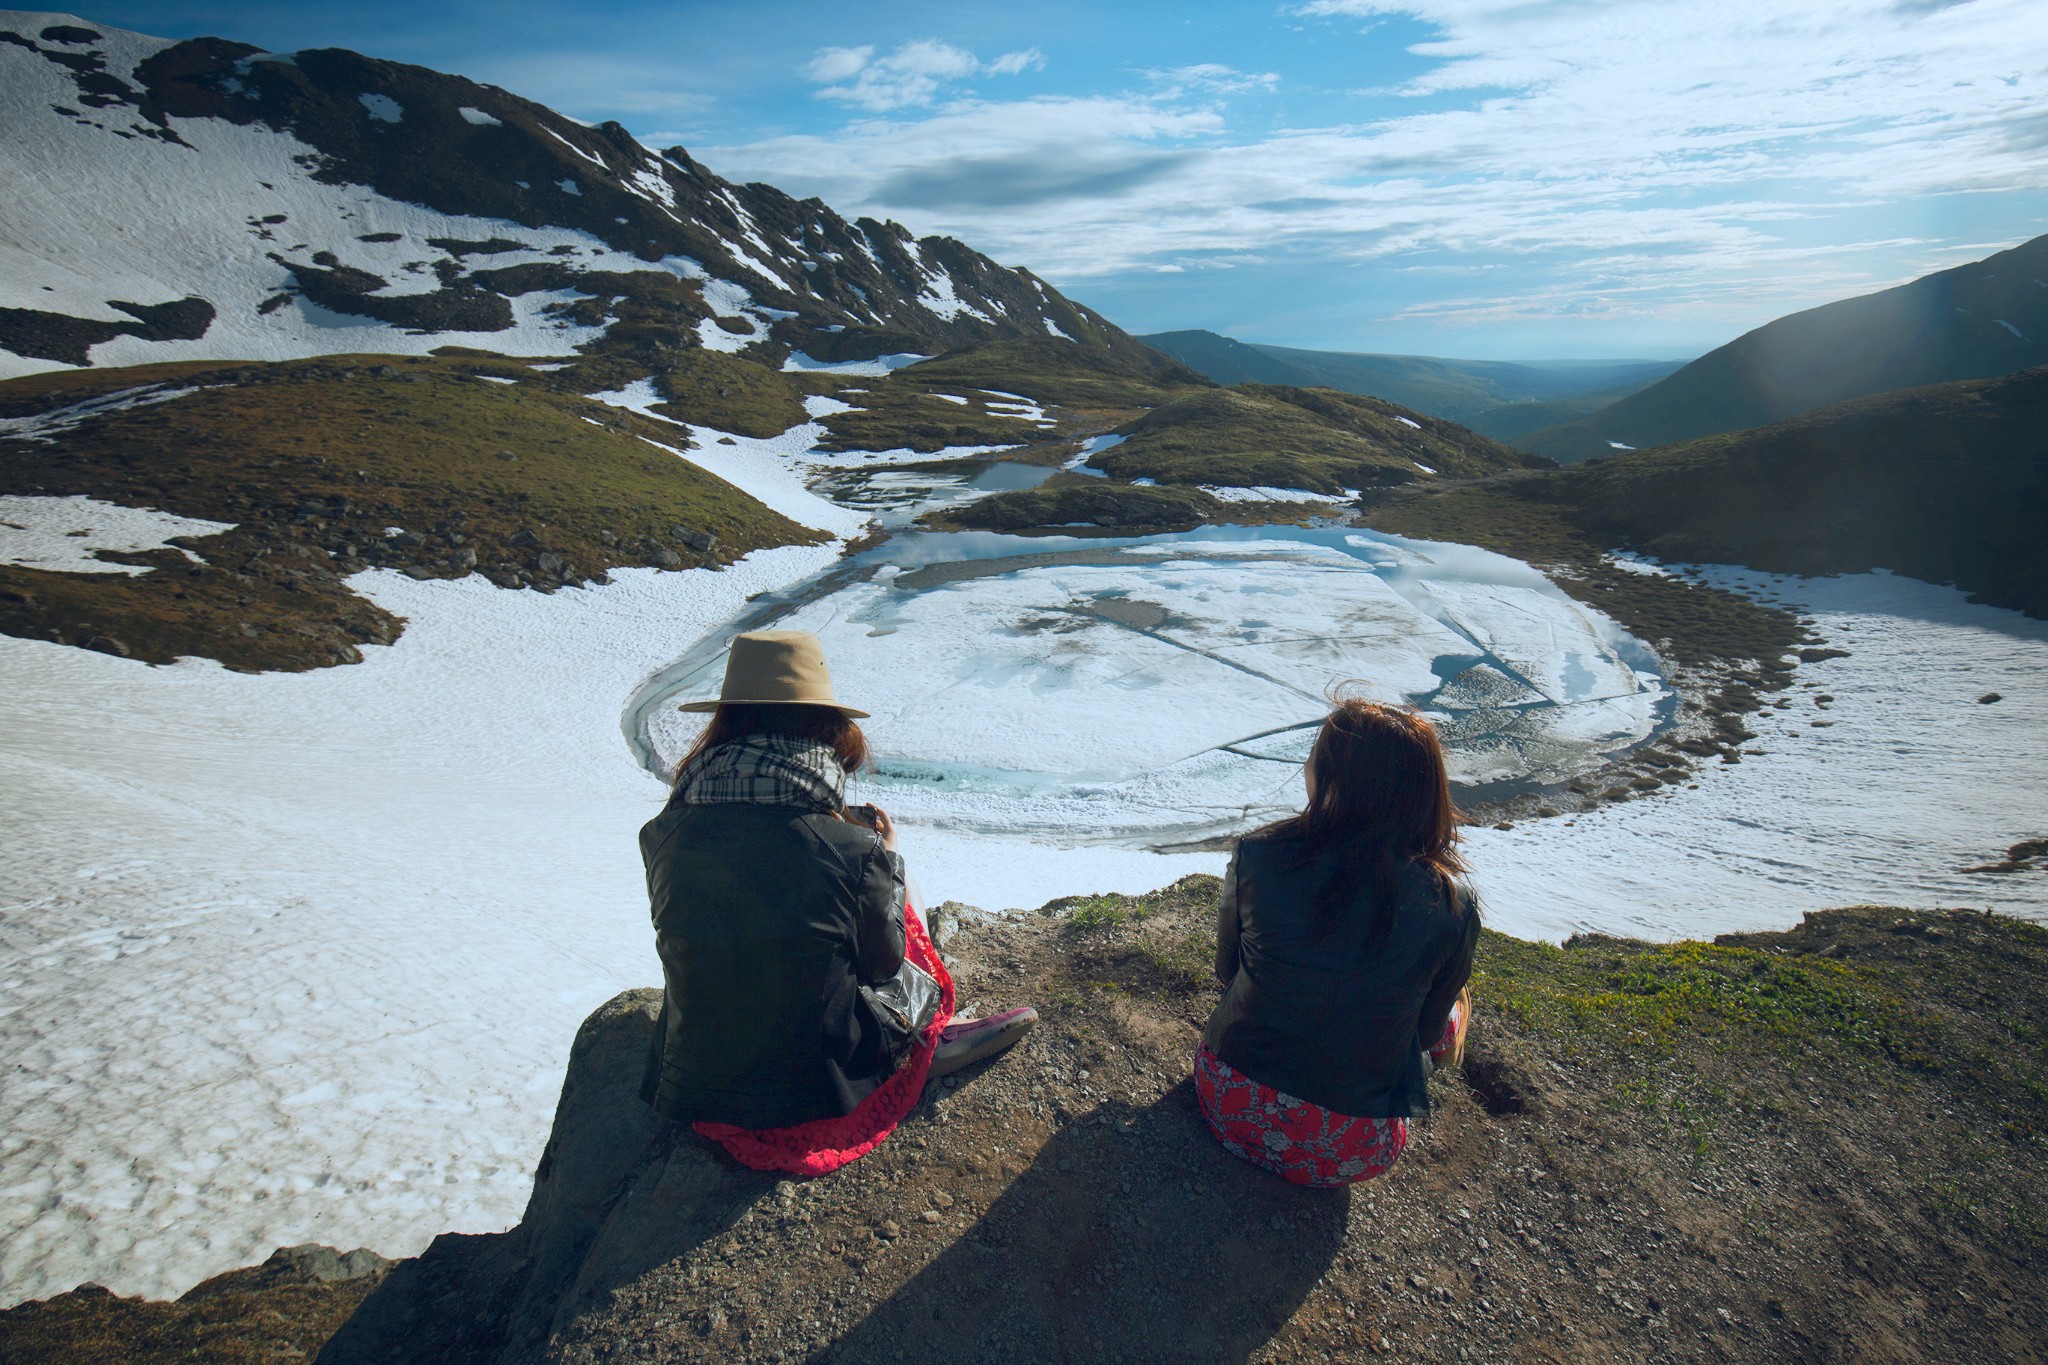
(1257, 697, 1469, 940)
(673, 702, 869, 788)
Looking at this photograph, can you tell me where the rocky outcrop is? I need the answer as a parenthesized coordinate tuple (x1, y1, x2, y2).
(12, 891, 2046, 1363)
(318, 989, 774, 1365)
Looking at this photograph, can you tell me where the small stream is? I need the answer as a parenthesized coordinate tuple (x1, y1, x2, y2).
(624, 458, 1672, 848)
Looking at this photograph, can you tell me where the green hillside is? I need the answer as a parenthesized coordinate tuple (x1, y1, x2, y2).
(1520, 234, 2048, 462)
(1372, 366, 2048, 619)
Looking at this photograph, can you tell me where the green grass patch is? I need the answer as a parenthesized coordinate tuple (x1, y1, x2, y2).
(1093, 385, 1548, 492)
(0, 353, 821, 670)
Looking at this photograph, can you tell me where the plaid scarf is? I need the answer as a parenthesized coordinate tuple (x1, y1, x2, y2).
(671, 734, 847, 812)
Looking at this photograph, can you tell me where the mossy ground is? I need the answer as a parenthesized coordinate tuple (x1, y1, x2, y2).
(0, 354, 822, 670)
(0, 1259, 386, 1365)
(1092, 385, 1550, 493)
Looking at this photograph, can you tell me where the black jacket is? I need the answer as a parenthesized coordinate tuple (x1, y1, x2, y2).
(638, 799, 908, 1129)
(1201, 830, 1478, 1118)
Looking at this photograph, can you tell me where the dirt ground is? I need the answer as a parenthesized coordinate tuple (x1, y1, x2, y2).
(6, 881, 2044, 1364)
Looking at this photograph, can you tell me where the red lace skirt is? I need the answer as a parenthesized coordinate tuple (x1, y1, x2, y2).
(692, 903, 955, 1176)
(1193, 1003, 1463, 1188)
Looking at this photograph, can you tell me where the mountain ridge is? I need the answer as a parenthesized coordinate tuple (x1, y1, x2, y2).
(1517, 235, 2048, 461)
(0, 11, 1167, 379)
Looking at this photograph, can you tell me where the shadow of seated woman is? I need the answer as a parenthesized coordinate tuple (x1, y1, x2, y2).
(816, 1080, 1350, 1365)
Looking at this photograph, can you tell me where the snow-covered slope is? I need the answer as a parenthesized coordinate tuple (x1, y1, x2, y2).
(0, 11, 1148, 381)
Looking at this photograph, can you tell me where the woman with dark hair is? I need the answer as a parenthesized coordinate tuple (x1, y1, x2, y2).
(639, 630, 1036, 1176)
(1197, 698, 1479, 1187)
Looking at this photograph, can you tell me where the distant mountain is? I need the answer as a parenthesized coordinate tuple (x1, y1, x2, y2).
(1137, 329, 1682, 436)
(1519, 236, 2048, 462)
(0, 12, 1163, 380)
(1546, 367, 2046, 615)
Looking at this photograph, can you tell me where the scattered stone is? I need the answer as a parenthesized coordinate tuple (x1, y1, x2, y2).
(1978, 692, 2002, 704)
(670, 526, 718, 553)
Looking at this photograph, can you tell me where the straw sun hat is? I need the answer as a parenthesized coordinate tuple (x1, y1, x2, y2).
(676, 629, 870, 718)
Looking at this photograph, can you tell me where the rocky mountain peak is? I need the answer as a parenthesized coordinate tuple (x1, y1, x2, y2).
(0, 10, 1148, 379)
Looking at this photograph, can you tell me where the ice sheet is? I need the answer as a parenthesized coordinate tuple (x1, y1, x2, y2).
(645, 529, 1667, 839)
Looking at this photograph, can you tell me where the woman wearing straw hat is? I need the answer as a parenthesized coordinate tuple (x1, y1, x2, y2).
(640, 629, 1036, 1175)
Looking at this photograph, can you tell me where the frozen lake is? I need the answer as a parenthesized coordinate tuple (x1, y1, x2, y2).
(633, 522, 1668, 846)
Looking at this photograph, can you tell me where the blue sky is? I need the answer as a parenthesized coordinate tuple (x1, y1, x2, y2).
(83, 0, 2048, 359)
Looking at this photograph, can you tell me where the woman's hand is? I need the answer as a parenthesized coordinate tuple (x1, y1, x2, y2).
(841, 802, 901, 853)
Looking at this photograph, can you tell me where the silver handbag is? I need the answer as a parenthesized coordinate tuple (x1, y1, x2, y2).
(864, 957, 942, 1039)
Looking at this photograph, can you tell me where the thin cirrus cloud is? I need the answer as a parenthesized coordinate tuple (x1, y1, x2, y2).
(805, 39, 1045, 112)
(701, 0, 2047, 344)
(1145, 63, 1281, 95)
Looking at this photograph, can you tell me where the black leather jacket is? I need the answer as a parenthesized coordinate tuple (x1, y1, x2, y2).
(638, 799, 908, 1129)
(1202, 830, 1478, 1118)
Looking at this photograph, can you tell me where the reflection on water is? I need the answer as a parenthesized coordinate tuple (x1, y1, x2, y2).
(625, 459, 1671, 849)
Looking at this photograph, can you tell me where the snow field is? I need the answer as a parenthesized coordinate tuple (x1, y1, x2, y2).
(0, 548, 837, 1304)
(1466, 567, 2048, 941)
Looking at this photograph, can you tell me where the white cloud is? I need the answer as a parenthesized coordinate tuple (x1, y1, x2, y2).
(804, 39, 1048, 111)
(804, 45, 874, 83)
(1148, 63, 1281, 95)
(987, 47, 1047, 77)
(708, 0, 2046, 334)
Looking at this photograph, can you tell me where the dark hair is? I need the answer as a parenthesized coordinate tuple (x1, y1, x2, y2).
(673, 703, 869, 787)
(1255, 697, 1469, 940)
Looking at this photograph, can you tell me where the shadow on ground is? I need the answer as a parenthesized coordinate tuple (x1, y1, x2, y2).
(814, 1080, 1350, 1364)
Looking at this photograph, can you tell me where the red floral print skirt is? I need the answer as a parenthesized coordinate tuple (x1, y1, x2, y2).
(1194, 1002, 1463, 1188)
(692, 904, 956, 1176)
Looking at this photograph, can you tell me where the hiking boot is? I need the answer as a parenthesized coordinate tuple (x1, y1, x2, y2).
(928, 1006, 1038, 1080)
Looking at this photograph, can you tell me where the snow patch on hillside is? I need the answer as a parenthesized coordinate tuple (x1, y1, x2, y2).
(781, 351, 928, 377)
(0, 382, 207, 441)
(0, 494, 235, 574)
(1200, 485, 1353, 504)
